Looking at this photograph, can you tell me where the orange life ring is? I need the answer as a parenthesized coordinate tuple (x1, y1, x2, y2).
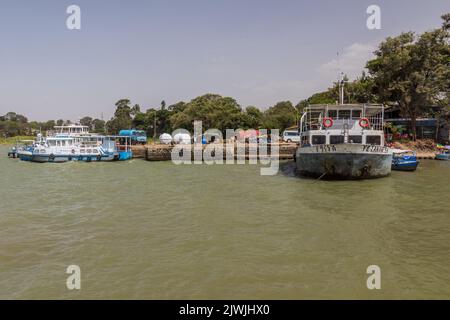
(359, 118, 370, 128)
(323, 117, 333, 128)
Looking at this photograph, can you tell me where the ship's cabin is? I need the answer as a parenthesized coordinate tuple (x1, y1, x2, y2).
(53, 124, 90, 136)
(299, 104, 385, 146)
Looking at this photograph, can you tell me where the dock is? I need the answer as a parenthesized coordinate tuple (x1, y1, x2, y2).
(131, 143, 298, 161)
(130, 144, 440, 161)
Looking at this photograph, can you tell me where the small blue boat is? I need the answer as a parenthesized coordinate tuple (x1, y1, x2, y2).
(8, 140, 36, 159)
(391, 149, 419, 171)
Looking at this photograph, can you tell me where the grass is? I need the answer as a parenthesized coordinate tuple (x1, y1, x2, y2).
(0, 136, 35, 145)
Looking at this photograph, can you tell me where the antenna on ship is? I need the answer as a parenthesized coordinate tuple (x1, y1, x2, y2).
(339, 72, 345, 105)
(336, 51, 346, 105)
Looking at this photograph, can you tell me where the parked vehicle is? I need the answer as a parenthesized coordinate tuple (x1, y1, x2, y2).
(391, 149, 419, 171)
(282, 130, 300, 143)
(119, 129, 147, 145)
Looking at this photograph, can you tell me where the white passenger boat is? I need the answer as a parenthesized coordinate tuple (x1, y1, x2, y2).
(17, 124, 132, 162)
(295, 103, 393, 179)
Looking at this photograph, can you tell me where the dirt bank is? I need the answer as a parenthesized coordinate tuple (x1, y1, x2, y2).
(389, 139, 438, 159)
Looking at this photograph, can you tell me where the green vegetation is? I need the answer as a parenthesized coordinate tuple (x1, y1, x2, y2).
(0, 136, 35, 145)
(366, 13, 450, 140)
(104, 95, 300, 136)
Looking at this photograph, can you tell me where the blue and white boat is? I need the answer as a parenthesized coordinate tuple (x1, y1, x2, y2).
(435, 146, 450, 160)
(391, 149, 419, 171)
(26, 135, 132, 163)
(8, 140, 35, 158)
(18, 124, 132, 163)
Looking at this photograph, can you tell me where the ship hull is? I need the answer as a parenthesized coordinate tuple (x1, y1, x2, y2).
(30, 154, 117, 163)
(296, 144, 393, 179)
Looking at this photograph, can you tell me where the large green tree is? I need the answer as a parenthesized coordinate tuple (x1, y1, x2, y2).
(169, 94, 243, 133)
(106, 99, 134, 134)
(366, 14, 450, 140)
(263, 101, 297, 131)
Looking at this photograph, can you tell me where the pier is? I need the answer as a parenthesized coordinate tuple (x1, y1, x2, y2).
(131, 143, 298, 161)
(130, 143, 437, 161)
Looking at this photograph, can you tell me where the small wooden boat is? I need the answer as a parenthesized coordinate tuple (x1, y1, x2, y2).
(391, 149, 419, 171)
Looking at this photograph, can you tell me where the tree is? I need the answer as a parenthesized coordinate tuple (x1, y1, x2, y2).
(106, 99, 133, 133)
(263, 101, 297, 131)
(241, 106, 263, 129)
(169, 94, 243, 133)
(367, 15, 449, 140)
(80, 116, 93, 129)
(92, 119, 105, 133)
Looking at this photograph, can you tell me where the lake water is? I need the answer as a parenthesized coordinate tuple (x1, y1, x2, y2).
(1, 145, 449, 299)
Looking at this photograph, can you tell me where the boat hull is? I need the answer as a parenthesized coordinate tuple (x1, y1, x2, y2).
(435, 153, 450, 161)
(30, 153, 117, 163)
(17, 151, 33, 161)
(391, 158, 419, 171)
(296, 144, 393, 179)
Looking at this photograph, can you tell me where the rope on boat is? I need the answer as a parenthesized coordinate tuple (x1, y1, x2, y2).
(317, 172, 327, 180)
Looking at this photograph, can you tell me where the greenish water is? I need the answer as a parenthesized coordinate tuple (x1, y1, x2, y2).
(1, 145, 449, 299)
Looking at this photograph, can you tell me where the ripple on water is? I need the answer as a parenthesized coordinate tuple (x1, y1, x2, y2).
(0, 149, 449, 299)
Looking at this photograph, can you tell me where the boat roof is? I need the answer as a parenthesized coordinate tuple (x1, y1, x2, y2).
(54, 124, 89, 128)
(391, 149, 414, 154)
(306, 103, 384, 115)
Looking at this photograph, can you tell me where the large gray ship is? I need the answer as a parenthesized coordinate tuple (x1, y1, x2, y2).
(295, 103, 393, 179)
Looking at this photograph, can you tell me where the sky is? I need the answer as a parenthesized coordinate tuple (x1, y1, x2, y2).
(0, 0, 449, 121)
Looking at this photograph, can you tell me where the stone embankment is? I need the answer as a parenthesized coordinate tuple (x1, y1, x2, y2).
(132, 143, 298, 161)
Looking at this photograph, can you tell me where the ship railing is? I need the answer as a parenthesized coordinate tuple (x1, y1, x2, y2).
(301, 103, 385, 131)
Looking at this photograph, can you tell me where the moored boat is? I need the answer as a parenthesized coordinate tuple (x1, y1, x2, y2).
(295, 103, 393, 179)
(16, 124, 133, 163)
(27, 135, 132, 163)
(8, 139, 37, 160)
(435, 145, 450, 160)
(391, 149, 419, 171)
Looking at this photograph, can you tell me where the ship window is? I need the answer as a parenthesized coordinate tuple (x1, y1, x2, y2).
(348, 135, 362, 143)
(338, 110, 351, 119)
(366, 135, 381, 145)
(301, 135, 310, 146)
(312, 135, 326, 145)
(330, 135, 345, 144)
(328, 110, 337, 118)
(351, 110, 362, 119)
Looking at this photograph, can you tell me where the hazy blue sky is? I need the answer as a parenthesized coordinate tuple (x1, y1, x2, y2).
(1, 0, 448, 121)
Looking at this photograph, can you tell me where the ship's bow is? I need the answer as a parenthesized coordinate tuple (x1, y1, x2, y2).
(296, 144, 392, 179)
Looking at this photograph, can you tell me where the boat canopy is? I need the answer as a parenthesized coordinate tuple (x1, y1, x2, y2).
(391, 149, 414, 154)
